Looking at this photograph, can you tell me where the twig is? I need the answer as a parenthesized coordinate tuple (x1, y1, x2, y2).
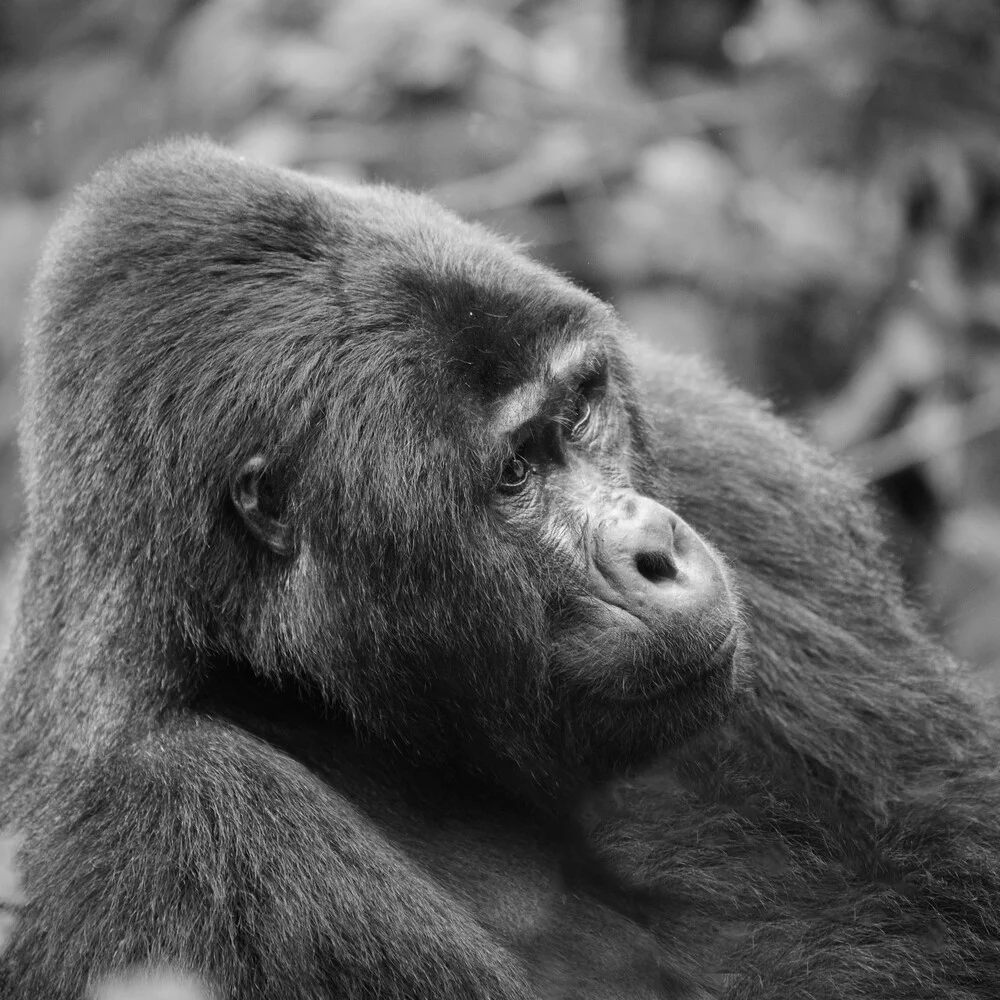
(843, 388, 1000, 481)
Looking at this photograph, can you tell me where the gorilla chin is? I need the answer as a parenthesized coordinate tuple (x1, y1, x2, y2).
(549, 621, 747, 775)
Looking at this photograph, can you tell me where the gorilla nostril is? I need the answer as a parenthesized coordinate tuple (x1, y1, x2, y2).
(635, 550, 677, 584)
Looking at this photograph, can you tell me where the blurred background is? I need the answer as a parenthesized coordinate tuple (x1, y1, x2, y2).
(1, 0, 1000, 688)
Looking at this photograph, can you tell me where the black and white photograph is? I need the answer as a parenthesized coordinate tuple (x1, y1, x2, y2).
(1, 1, 1000, 997)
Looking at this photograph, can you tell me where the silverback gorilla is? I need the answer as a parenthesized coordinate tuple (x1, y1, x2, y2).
(1, 139, 999, 999)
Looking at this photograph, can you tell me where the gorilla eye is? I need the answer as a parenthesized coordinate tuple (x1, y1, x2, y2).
(498, 454, 531, 492)
(568, 396, 592, 442)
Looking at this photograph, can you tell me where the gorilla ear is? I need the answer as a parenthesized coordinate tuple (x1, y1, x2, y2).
(231, 456, 295, 558)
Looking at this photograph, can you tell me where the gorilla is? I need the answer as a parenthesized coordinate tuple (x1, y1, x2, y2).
(0, 139, 998, 1000)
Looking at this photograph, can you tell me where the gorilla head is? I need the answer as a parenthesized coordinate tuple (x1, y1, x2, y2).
(23, 140, 743, 800)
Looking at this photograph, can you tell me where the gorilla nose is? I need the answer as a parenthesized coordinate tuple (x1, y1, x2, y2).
(593, 492, 731, 628)
(596, 494, 682, 586)
(634, 533, 679, 584)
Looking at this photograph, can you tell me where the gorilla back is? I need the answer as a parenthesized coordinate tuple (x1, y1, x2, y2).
(1, 139, 998, 1000)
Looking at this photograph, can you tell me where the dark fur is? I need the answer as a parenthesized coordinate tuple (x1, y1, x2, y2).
(0, 139, 998, 999)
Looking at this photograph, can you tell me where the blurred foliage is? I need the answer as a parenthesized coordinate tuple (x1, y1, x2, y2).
(1, 0, 1000, 683)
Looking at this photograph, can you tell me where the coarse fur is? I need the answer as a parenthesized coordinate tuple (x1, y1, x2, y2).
(0, 138, 998, 999)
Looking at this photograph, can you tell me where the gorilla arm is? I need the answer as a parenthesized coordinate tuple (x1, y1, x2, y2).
(2, 716, 532, 1000)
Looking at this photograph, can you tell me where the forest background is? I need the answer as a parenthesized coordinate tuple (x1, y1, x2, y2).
(2, 0, 1000, 692)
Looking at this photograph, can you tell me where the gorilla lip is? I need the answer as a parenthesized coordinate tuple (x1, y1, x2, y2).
(596, 624, 740, 705)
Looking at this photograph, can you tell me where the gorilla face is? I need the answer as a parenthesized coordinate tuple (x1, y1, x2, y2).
(475, 324, 744, 773)
(229, 250, 744, 785)
(488, 341, 739, 694)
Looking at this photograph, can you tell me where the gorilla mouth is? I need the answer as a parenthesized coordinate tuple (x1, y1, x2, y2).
(594, 624, 741, 706)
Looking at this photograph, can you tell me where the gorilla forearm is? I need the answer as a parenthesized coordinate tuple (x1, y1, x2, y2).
(3, 721, 531, 1000)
